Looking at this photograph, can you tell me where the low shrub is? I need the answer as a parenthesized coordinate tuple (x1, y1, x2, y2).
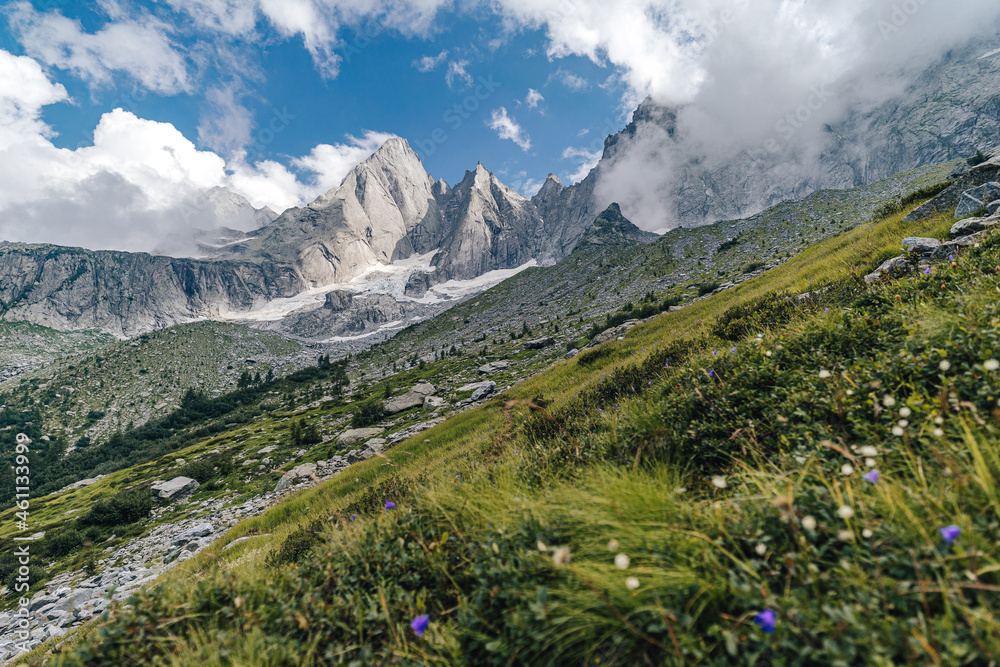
(711, 291, 795, 341)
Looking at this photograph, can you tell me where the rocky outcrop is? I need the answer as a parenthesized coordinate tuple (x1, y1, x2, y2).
(955, 182, 1000, 219)
(573, 203, 659, 252)
(384, 383, 436, 414)
(336, 427, 384, 448)
(151, 477, 200, 502)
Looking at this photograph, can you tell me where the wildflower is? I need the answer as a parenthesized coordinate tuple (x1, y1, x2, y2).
(898, 419, 909, 428)
(838, 529, 854, 542)
(607, 539, 619, 552)
(892, 426, 904, 437)
(411, 614, 430, 637)
(713, 350, 718, 356)
(537, 541, 548, 552)
(711, 476, 728, 489)
(846, 389, 854, 396)
(837, 505, 855, 520)
(985, 359, 1000, 372)
(754, 609, 777, 634)
(615, 554, 631, 569)
(625, 577, 640, 590)
(934, 416, 944, 425)
(859, 445, 879, 457)
(862, 528, 874, 539)
(819, 370, 831, 379)
(801, 516, 817, 531)
(384, 501, 396, 510)
(949, 254, 954, 261)
(899, 407, 911, 418)
(863, 470, 879, 484)
(731, 348, 737, 353)
(883, 395, 896, 407)
(674, 487, 687, 494)
(924, 268, 931, 275)
(865, 458, 876, 468)
(825, 308, 829, 313)
(933, 428, 944, 437)
(552, 546, 571, 566)
(755, 543, 767, 556)
(939, 525, 961, 544)
(350, 514, 356, 521)
(841, 464, 854, 476)
(939, 360, 951, 372)
(765, 351, 772, 357)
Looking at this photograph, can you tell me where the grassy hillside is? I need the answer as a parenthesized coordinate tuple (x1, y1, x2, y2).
(24, 190, 1000, 663)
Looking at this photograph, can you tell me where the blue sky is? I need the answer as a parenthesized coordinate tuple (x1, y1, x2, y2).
(0, 1, 637, 202)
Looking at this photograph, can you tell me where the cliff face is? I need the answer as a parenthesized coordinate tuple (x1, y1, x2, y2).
(0, 244, 304, 337)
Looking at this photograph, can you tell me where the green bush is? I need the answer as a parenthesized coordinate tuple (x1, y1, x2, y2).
(351, 400, 386, 428)
(711, 291, 796, 341)
(175, 459, 215, 484)
(80, 488, 153, 527)
(697, 282, 720, 296)
(44, 529, 84, 558)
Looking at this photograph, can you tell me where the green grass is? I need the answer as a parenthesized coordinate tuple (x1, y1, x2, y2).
(25, 202, 1000, 665)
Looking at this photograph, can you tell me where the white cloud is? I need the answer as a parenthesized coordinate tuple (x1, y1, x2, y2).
(413, 49, 449, 72)
(550, 67, 589, 91)
(489, 107, 532, 152)
(198, 85, 255, 156)
(525, 88, 544, 109)
(7, 1, 191, 94)
(165, 0, 259, 35)
(0, 50, 69, 144)
(561, 146, 602, 184)
(446, 59, 473, 89)
(291, 131, 399, 194)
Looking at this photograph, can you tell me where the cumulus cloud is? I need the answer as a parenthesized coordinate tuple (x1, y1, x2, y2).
(197, 84, 256, 156)
(489, 107, 532, 152)
(549, 67, 589, 92)
(7, 1, 192, 94)
(164, 0, 259, 35)
(0, 49, 399, 253)
(524, 88, 544, 109)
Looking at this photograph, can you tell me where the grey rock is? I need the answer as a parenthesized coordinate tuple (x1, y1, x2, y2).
(901, 237, 942, 255)
(28, 596, 57, 612)
(172, 523, 214, 545)
(949, 215, 999, 238)
(865, 256, 912, 283)
(587, 321, 641, 347)
(565, 349, 579, 359)
(336, 427, 384, 448)
(477, 360, 510, 375)
(274, 463, 318, 493)
(383, 383, 437, 414)
(955, 182, 1000, 219)
(151, 476, 199, 502)
(423, 395, 447, 410)
(523, 337, 556, 350)
(471, 381, 497, 402)
(990, 200, 1000, 216)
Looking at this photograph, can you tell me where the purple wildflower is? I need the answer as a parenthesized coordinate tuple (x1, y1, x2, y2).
(384, 501, 396, 510)
(754, 609, 777, 634)
(939, 525, 961, 544)
(731, 348, 737, 353)
(411, 614, 430, 637)
(924, 268, 931, 275)
(863, 470, 879, 484)
(709, 370, 714, 376)
(350, 514, 356, 521)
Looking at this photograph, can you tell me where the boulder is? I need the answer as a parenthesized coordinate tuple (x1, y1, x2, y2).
(346, 440, 385, 464)
(471, 381, 497, 402)
(477, 361, 510, 375)
(423, 395, 447, 410)
(864, 256, 912, 284)
(151, 477, 199, 502)
(384, 383, 437, 414)
(989, 200, 1000, 216)
(274, 463, 318, 493)
(950, 215, 999, 238)
(336, 427, 384, 448)
(458, 381, 493, 393)
(172, 523, 214, 545)
(565, 348, 579, 359)
(956, 182, 1000, 219)
(901, 237, 942, 255)
(523, 337, 556, 350)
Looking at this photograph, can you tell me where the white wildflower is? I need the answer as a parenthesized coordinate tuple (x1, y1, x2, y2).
(865, 458, 877, 468)
(537, 541, 548, 552)
(846, 389, 854, 396)
(862, 528, 874, 539)
(883, 395, 896, 407)
(934, 428, 944, 437)
(940, 360, 951, 372)
(899, 407, 912, 418)
(892, 426, 905, 437)
(765, 351, 772, 357)
(801, 516, 817, 531)
(898, 419, 909, 428)
(615, 553, 631, 570)
(819, 370, 831, 379)
(552, 546, 571, 566)
(859, 446, 879, 457)
(607, 539, 619, 552)
(841, 464, 854, 476)
(837, 505, 855, 520)
(625, 577, 640, 590)
(838, 529, 854, 542)
(934, 416, 944, 425)
(985, 359, 1000, 372)
(755, 543, 767, 556)
(712, 476, 728, 489)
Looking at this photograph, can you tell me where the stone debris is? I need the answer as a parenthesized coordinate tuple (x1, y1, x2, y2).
(150, 477, 199, 502)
